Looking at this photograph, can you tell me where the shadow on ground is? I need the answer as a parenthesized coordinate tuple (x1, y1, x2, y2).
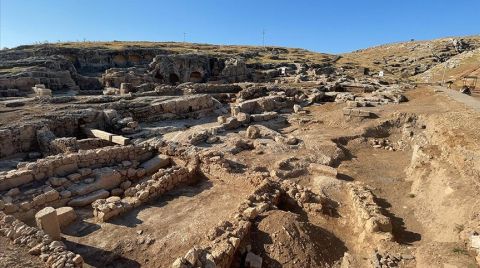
(64, 240, 141, 268)
(376, 197, 422, 245)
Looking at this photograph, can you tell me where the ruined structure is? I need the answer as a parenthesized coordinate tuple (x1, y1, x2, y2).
(1, 37, 480, 268)
(148, 53, 249, 85)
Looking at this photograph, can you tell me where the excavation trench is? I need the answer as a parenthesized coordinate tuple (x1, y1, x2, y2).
(63, 171, 255, 268)
(337, 114, 425, 245)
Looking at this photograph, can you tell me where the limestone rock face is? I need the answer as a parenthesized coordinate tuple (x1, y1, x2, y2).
(149, 53, 212, 85)
(0, 66, 77, 91)
(0, 45, 165, 91)
(101, 67, 153, 88)
(149, 53, 250, 84)
(221, 57, 249, 83)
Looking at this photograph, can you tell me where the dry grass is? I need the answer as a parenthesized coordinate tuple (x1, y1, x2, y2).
(11, 41, 335, 65)
(337, 36, 480, 78)
(414, 47, 480, 88)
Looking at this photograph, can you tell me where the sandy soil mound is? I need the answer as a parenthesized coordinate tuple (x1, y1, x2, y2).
(251, 210, 346, 268)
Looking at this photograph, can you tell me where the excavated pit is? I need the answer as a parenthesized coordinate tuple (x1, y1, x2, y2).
(59, 167, 255, 268)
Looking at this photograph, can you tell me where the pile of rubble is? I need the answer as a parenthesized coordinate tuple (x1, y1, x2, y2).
(0, 212, 83, 268)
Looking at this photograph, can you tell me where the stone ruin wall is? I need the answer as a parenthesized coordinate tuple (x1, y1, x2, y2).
(92, 164, 197, 222)
(131, 94, 216, 122)
(172, 178, 325, 268)
(0, 212, 84, 267)
(0, 145, 154, 220)
(347, 182, 393, 241)
(0, 109, 105, 158)
(76, 138, 113, 150)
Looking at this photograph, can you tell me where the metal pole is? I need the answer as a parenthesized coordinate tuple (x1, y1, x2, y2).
(262, 29, 265, 48)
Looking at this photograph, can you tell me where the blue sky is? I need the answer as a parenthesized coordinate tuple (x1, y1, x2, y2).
(1, 0, 479, 54)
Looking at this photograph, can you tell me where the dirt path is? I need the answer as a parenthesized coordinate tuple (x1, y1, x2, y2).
(435, 86, 480, 111)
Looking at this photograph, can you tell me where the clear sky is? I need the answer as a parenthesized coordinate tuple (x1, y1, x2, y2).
(1, 0, 479, 54)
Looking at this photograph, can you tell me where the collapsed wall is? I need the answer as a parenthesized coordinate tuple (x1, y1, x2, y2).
(172, 178, 326, 268)
(347, 182, 393, 241)
(0, 212, 84, 267)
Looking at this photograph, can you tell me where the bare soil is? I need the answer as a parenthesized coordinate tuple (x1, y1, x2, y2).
(63, 175, 254, 268)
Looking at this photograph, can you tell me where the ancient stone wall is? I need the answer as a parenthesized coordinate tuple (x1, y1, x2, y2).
(0, 212, 84, 267)
(173, 179, 324, 268)
(181, 83, 242, 94)
(92, 165, 196, 222)
(172, 180, 279, 268)
(0, 109, 105, 158)
(347, 182, 393, 240)
(77, 138, 113, 150)
(236, 95, 289, 114)
(0, 145, 153, 218)
(131, 94, 215, 122)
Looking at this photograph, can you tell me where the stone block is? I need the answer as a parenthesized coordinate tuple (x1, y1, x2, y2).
(56, 207, 77, 228)
(54, 163, 78, 177)
(85, 128, 113, 141)
(35, 207, 61, 240)
(111, 135, 130, 145)
(69, 167, 122, 196)
(0, 171, 34, 191)
(68, 189, 109, 207)
(140, 155, 170, 174)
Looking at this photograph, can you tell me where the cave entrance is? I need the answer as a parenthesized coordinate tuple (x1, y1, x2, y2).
(154, 71, 164, 81)
(169, 73, 180, 85)
(189, 71, 203, 83)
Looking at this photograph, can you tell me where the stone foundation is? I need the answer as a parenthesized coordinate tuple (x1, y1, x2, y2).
(92, 164, 197, 222)
(173, 179, 324, 268)
(0, 145, 153, 191)
(347, 182, 393, 240)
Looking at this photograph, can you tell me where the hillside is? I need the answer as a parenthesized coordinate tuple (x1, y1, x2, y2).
(338, 36, 480, 79)
(415, 47, 480, 89)
(1, 36, 479, 93)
